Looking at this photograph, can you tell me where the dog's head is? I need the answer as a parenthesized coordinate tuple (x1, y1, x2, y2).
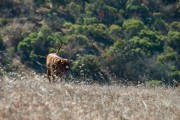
(58, 58, 71, 70)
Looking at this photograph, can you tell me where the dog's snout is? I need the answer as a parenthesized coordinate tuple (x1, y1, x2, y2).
(65, 66, 69, 69)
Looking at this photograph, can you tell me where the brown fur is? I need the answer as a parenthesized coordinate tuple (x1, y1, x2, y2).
(46, 53, 70, 83)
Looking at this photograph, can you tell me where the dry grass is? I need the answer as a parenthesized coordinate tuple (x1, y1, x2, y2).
(0, 70, 180, 120)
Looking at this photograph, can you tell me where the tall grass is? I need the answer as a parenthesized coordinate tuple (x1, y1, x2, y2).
(0, 69, 180, 120)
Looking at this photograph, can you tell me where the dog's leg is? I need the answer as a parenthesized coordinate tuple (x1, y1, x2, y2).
(59, 73, 64, 82)
(52, 75, 56, 83)
(47, 68, 52, 83)
(50, 65, 55, 83)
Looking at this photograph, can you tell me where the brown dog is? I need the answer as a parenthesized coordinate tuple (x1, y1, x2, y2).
(46, 53, 70, 83)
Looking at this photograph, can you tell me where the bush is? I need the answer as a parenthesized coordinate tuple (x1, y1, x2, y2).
(0, 17, 7, 26)
(67, 2, 81, 19)
(2, 22, 34, 48)
(83, 17, 98, 25)
(17, 25, 64, 69)
(72, 55, 109, 84)
(33, 0, 47, 6)
(154, 18, 168, 34)
(65, 34, 99, 59)
(130, 30, 163, 57)
(0, 35, 5, 50)
(122, 19, 145, 38)
(146, 80, 163, 87)
(105, 36, 169, 83)
(167, 31, 180, 53)
(0, 0, 13, 8)
(170, 22, 180, 31)
(126, 0, 149, 15)
(50, 0, 67, 10)
(0, 50, 15, 72)
(108, 24, 122, 40)
(156, 31, 180, 82)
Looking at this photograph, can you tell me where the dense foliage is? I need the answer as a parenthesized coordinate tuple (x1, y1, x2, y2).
(0, 0, 179, 84)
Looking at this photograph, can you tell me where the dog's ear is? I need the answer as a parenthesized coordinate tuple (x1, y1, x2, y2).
(60, 59, 65, 65)
(63, 59, 70, 64)
(57, 59, 63, 65)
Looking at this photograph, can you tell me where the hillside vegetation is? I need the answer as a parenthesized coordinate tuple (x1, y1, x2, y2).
(0, 0, 180, 84)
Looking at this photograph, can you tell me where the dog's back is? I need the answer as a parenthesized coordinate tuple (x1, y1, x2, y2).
(46, 53, 60, 65)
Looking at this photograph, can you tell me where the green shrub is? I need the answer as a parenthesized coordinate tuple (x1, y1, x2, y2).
(170, 22, 180, 31)
(0, 0, 13, 8)
(32, 0, 47, 6)
(154, 18, 168, 34)
(105, 36, 169, 83)
(72, 55, 109, 84)
(65, 34, 99, 59)
(17, 32, 37, 61)
(0, 17, 7, 26)
(67, 2, 81, 18)
(50, 0, 67, 10)
(146, 80, 163, 87)
(123, 19, 145, 38)
(171, 70, 180, 80)
(0, 35, 5, 50)
(126, 0, 148, 14)
(108, 24, 122, 40)
(167, 31, 180, 53)
(84, 17, 98, 25)
(0, 48, 15, 72)
(17, 26, 65, 68)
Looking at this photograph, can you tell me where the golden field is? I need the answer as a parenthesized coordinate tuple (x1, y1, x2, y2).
(0, 71, 180, 120)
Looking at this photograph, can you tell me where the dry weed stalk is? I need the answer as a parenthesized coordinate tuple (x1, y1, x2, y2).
(0, 71, 180, 120)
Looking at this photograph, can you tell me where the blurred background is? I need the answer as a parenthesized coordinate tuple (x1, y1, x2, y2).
(0, 0, 180, 85)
